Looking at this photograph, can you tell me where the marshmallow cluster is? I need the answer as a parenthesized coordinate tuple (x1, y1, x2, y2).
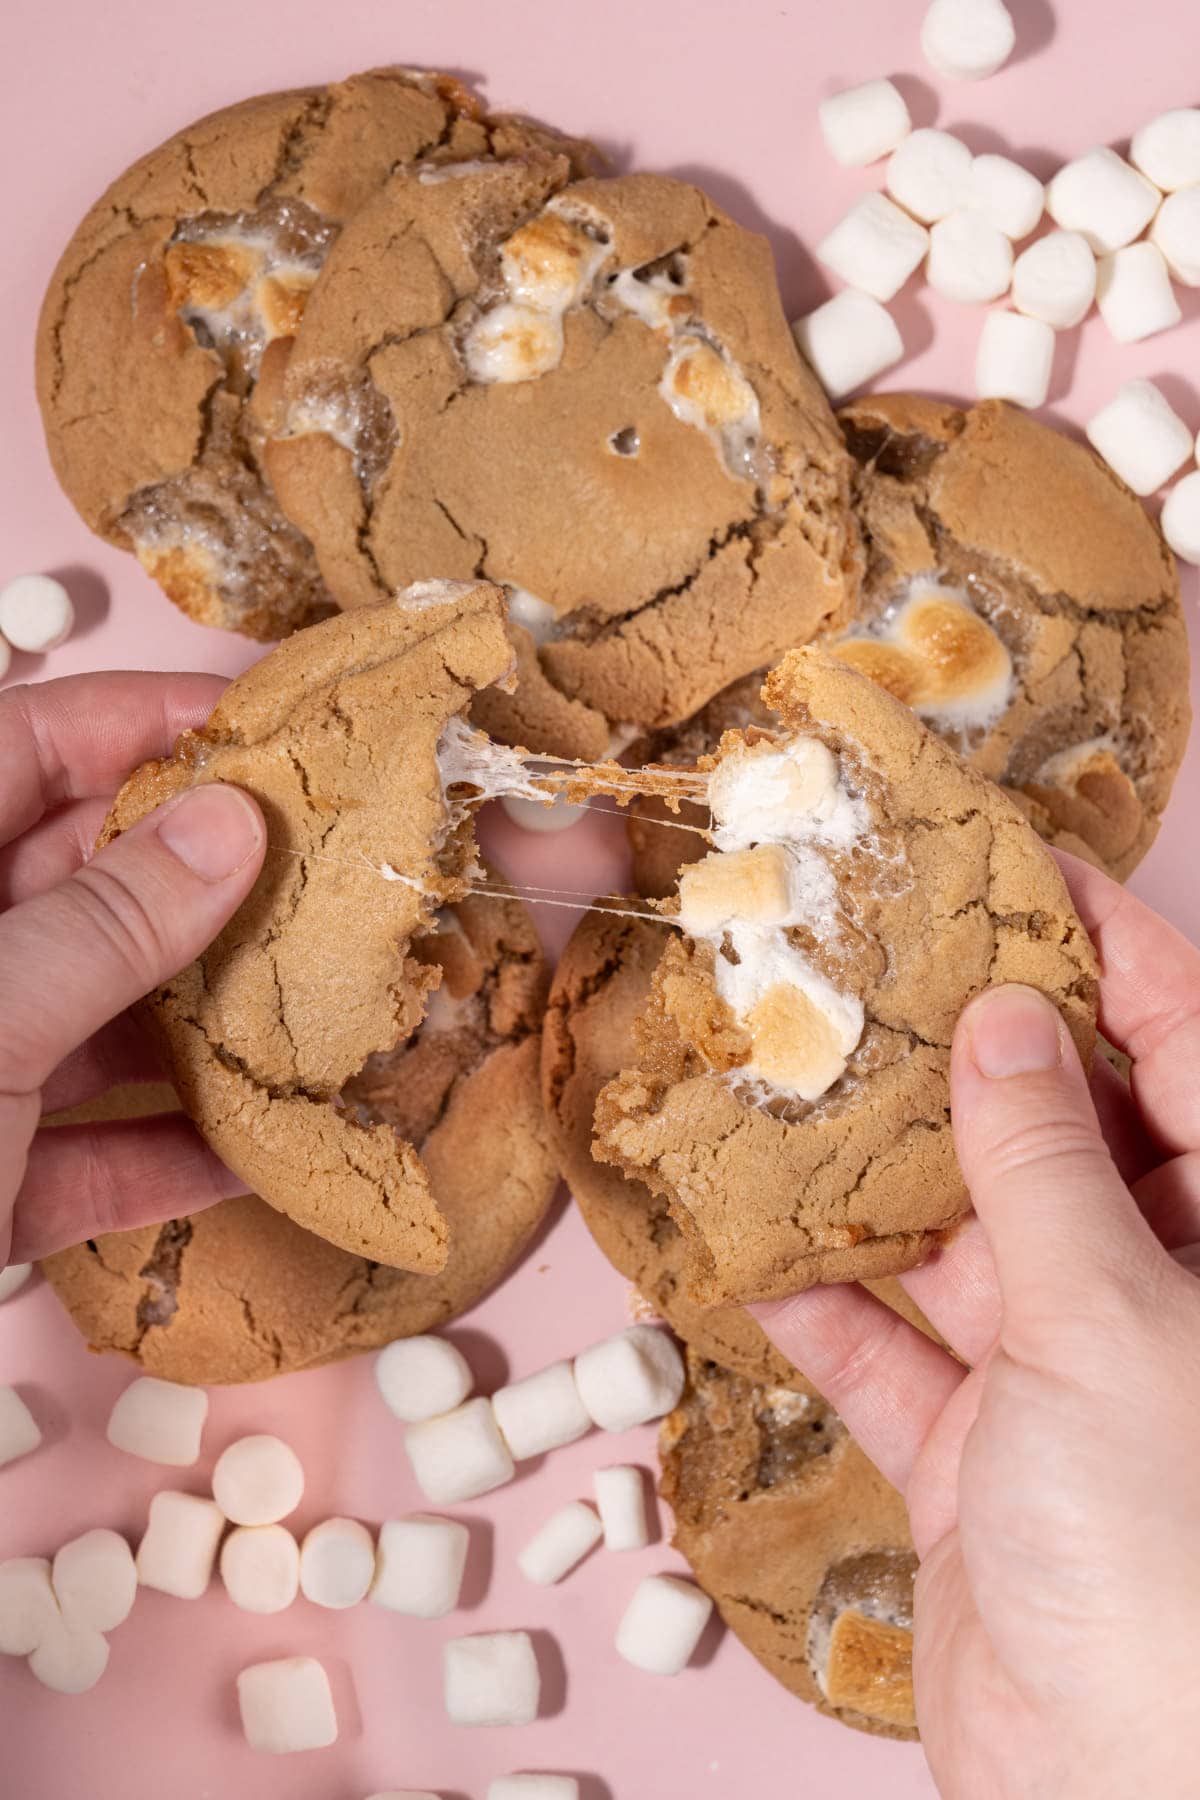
(0, 574, 75, 678)
(1084, 378, 1200, 557)
(1, 1529, 137, 1693)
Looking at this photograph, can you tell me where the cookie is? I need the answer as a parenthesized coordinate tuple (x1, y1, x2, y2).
(41, 891, 557, 1384)
(36, 69, 586, 640)
(594, 648, 1099, 1305)
(660, 1352, 917, 1739)
(265, 159, 858, 756)
(831, 395, 1190, 879)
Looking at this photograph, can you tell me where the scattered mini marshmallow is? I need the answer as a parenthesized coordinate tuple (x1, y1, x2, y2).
(501, 794, 586, 833)
(372, 1516, 469, 1618)
(975, 310, 1055, 408)
(968, 153, 1045, 240)
(1011, 230, 1097, 328)
(212, 1434, 304, 1526)
(135, 1491, 225, 1599)
(443, 1631, 540, 1727)
(921, 0, 1014, 79)
(593, 1466, 651, 1551)
(28, 1620, 109, 1694)
(1096, 243, 1182, 345)
(791, 291, 903, 400)
(0, 1263, 32, 1303)
(492, 1361, 592, 1461)
(816, 193, 929, 302)
(1046, 147, 1161, 255)
(487, 1779, 580, 1800)
(0, 1558, 60, 1655)
(106, 1375, 208, 1467)
(1130, 108, 1200, 192)
(51, 1530, 137, 1633)
(615, 1574, 714, 1676)
(1086, 380, 1194, 496)
(375, 1336, 473, 1423)
(404, 1398, 515, 1504)
(299, 1517, 376, 1609)
(926, 211, 1014, 303)
(237, 1655, 338, 1754)
(0, 1387, 41, 1468)
(886, 129, 973, 224)
(220, 1525, 300, 1615)
(518, 1502, 603, 1586)
(1150, 186, 1200, 287)
(0, 575, 75, 654)
(573, 1326, 685, 1434)
(818, 79, 912, 168)
(1162, 472, 1200, 566)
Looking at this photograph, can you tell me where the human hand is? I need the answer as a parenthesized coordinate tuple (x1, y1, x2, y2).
(0, 671, 266, 1266)
(755, 854, 1200, 1800)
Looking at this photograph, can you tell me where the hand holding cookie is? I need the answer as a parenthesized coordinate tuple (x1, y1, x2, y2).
(0, 671, 265, 1263)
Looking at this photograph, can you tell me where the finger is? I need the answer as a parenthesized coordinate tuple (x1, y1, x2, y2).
(906, 1361, 989, 1556)
(0, 672, 226, 846)
(1131, 1154, 1200, 1254)
(1090, 1052, 1158, 1187)
(40, 1016, 168, 1116)
(899, 1217, 1000, 1367)
(12, 1116, 240, 1261)
(0, 795, 111, 906)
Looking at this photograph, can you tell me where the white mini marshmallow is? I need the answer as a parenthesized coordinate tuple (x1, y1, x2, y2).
(517, 1502, 603, 1586)
(886, 129, 973, 223)
(975, 310, 1055, 408)
(817, 79, 911, 168)
(1131, 108, 1200, 192)
(212, 1434, 304, 1526)
(968, 154, 1045, 239)
(135, 1490, 225, 1599)
(921, 0, 1014, 79)
(404, 1398, 514, 1504)
(492, 1361, 592, 1460)
(28, 1621, 109, 1694)
(1162, 472, 1200, 566)
(1046, 147, 1161, 254)
(0, 575, 75, 654)
(52, 1530, 137, 1633)
(926, 211, 1014, 303)
(237, 1656, 338, 1754)
(0, 1386, 41, 1467)
(1086, 380, 1193, 496)
(593, 1466, 651, 1551)
(0, 1558, 59, 1655)
(106, 1375, 208, 1467)
(443, 1631, 540, 1727)
(372, 1516, 469, 1618)
(501, 794, 586, 833)
(791, 291, 903, 400)
(375, 1335, 474, 1423)
(1011, 230, 1097, 327)
(573, 1325, 685, 1434)
(0, 1263, 32, 1302)
(1150, 186, 1200, 287)
(488, 1780, 579, 1800)
(220, 1525, 300, 1614)
(1096, 243, 1182, 344)
(816, 193, 929, 301)
(615, 1574, 714, 1675)
(299, 1517, 376, 1609)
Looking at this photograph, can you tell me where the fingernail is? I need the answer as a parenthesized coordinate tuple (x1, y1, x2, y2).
(157, 784, 263, 882)
(966, 984, 1063, 1079)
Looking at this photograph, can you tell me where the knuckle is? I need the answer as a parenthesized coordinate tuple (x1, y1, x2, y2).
(814, 1308, 907, 1405)
(64, 861, 173, 995)
(974, 1114, 1113, 1186)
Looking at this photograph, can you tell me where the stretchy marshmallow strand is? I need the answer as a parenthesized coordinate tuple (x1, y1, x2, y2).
(212, 1435, 304, 1525)
(106, 1375, 208, 1467)
(1162, 473, 1200, 566)
(1131, 109, 1200, 192)
(135, 1491, 226, 1599)
(886, 130, 973, 224)
(0, 1558, 60, 1655)
(372, 1516, 469, 1618)
(404, 1398, 515, 1504)
(1011, 231, 1097, 328)
(1150, 187, 1200, 287)
(791, 291, 903, 400)
(1046, 148, 1161, 255)
(0, 1263, 32, 1302)
(488, 1780, 580, 1800)
(443, 1631, 541, 1726)
(594, 1465, 652, 1551)
(926, 212, 1014, 303)
(1096, 243, 1182, 345)
(28, 1620, 110, 1694)
(220, 1525, 300, 1614)
(818, 79, 912, 168)
(0, 575, 75, 654)
(816, 194, 929, 301)
(51, 1530, 137, 1633)
(299, 1518, 376, 1609)
(0, 1387, 41, 1467)
(573, 1326, 686, 1433)
(921, 0, 1015, 80)
(517, 1502, 603, 1586)
(237, 1656, 338, 1754)
(615, 1574, 714, 1675)
(975, 311, 1054, 409)
(492, 1362, 592, 1460)
(375, 1335, 473, 1423)
(967, 154, 1045, 240)
(1086, 381, 1194, 496)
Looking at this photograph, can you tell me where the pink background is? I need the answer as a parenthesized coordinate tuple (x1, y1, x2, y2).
(1, 1, 1197, 1796)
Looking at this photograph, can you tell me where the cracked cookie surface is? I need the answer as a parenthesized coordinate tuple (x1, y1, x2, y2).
(594, 649, 1099, 1306)
(267, 162, 858, 755)
(36, 67, 586, 640)
(660, 1352, 917, 1739)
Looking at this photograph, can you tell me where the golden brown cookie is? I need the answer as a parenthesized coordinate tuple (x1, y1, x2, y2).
(36, 69, 586, 639)
(660, 1352, 917, 1739)
(266, 161, 858, 756)
(832, 395, 1190, 879)
(594, 649, 1099, 1306)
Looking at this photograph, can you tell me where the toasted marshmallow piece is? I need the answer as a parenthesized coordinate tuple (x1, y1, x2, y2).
(220, 1524, 300, 1614)
(921, 0, 1015, 79)
(616, 1574, 714, 1675)
(818, 79, 912, 168)
(518, 1502, 603, 1586)
(594, 1465, 651, 1550)
(212, 1435, 304, 1526)
(899, 590, 1013, 718)
(926, 211, 1013, 303)
(886, 130, 973, 224)
(1162, 472, 1200, 566)
(816, 194, 929, 302)
(500, 213, 603, 312)
(825, 1610, 913, 1719)
(372, 1516, 468, 1619)
(975, 310, 1054, 408)
(0, 1387, 41, 1467)
(237, 1655, 338, 1754)
(1096, 243, 1182, 344)
(1130, 108, 1200, 192)
(28, 1621, 110, 1694)
(830, 637, 927, 706)
(0, 1558, 59, 1655)
(464, 304, 564, 384)
(1150, 187, 1200, 287)
(52, 1530, 137, 1633)
(661, 337, 758, 434)
(707, 738, 841, 847)
(0, 574, 75, 653)
(0, 1263, 32, 1302)
(1011, 230, 1097, 328)
(376, 1336, 473, 1423)
(136, 1491, 225, 1599)
(299, 1518, 376, 1609)
(1086, 380, 1193, 496)
(404, 1398, 514, 1504)
(1047, 148, 1161, 255)
(744, 980, 853, 1097)
(792, 290, 904, 400)
(573, 1325, 685, 1434)
(488, 1779, 579, 1800)
(506, 586, 559, 644)
(967, 154, 1045, 240)
(678, 844, 799, 934)
(443, 1631, 540, 1727)
(492, 1361, 592, 1460)
(106, 1375, 208, 1467)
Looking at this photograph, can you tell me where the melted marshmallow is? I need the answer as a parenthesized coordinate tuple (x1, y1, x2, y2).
(834, 579, 1014, 733)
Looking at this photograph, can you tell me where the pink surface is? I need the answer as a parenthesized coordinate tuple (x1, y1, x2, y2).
(1, 2, 1198, 1796)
